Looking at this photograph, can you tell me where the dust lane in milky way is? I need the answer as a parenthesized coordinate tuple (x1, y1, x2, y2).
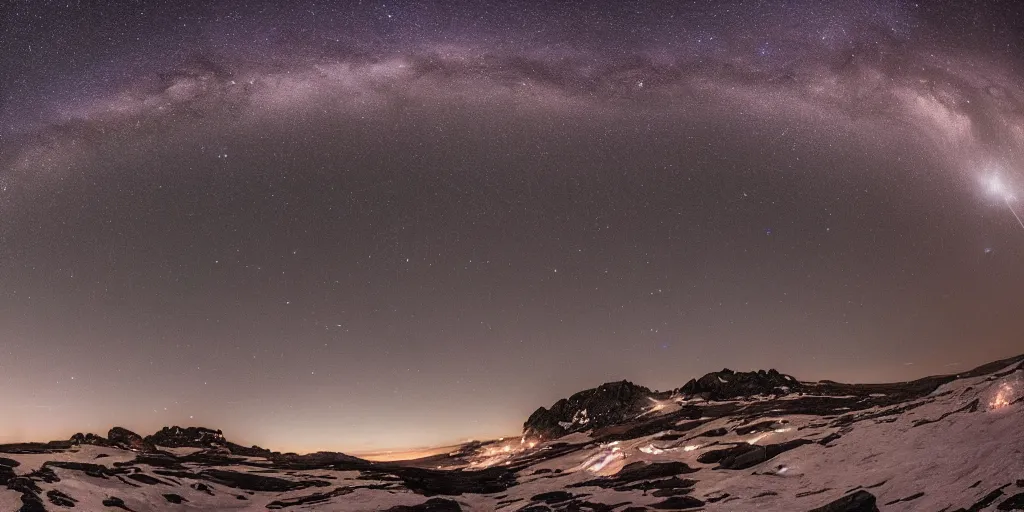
(1, 0, 1023, 452)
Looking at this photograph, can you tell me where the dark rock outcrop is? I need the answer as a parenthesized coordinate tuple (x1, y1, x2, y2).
(969, 488, 1009, 511)
(0, 441, 73, 454)
(108, 428, 156, 453)
(70, 432, 110, 447)
(198, 469, 330, 492)
(162, 493, 188, 504)
(678, 368, 798, 400)
(102, 496, 132, 511)
(384, 498, 463, 511)
(0, 457, 18, 486)
(697, 439, 812, 469)
(530, 491, 575, 504)
(999, 492, 1024, 510)
(191, 482, 214, 495)
(225, 442, 275, 458)
(378, 466, 517, 496)
(524, 380, 655, 438)
(6, 466, 47, 512)
(46, 489, 78, 507)
(44, 461, 124, 479)
(808, 490, 879, 512)
(650, 496, 705, 509)
(269, 451, 364, 469)
(145, 426, 226, 449)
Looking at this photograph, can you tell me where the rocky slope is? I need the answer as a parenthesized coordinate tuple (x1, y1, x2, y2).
(524, 380, 658, 438)
(1, 354, 1022, 511)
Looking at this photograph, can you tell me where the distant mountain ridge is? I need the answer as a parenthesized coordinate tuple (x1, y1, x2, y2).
(524, 367, 803, 438)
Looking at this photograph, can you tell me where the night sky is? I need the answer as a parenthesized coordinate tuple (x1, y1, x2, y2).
(2, 0, 1023, 453)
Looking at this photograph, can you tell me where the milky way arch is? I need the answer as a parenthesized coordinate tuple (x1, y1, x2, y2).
(3, 1, 1024, 215)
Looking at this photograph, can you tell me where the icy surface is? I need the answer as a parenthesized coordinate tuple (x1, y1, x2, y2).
(0, 357, 1021, 511)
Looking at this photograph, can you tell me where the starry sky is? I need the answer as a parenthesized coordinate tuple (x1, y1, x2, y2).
(2, 0, 1023, 453)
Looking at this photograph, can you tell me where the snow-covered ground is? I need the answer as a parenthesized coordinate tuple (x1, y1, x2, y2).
(1, 357, 1021, 511)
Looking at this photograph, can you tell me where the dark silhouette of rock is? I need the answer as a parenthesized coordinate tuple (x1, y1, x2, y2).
(7, 476, 41, 494)
(18, 493, 47, 512)
(269, 451, 364, 469)
(6, 472, 47, 511)
(678, 368, 799, 400)
(0, 466, 15, 487)
(162, 493, 188, 504)
(0, 441, 73, 454)
(29, 466, 60, 484)
(102, 496, 132, 511)
(0, 457, 18, 487)
(44, 461, 122, 479)
(70, 432, 110, 447)
(191, 482, 214, 495)
(530, 491, 575, 504)
(198, 469, 330, 492)
(46, 489, 78, 507)
(524, 380, 655, 438)
(145, 426, 226, 449)
(616, 476, 697, 496)
(384, 498, 463, 511)
(650, 496, 704, 509)
(808, 490, 879, 512)
(108, 428, 156, 453)
(968, 488, 1008, 511)
(380, 465, 517, 496)
(225, 442, 275, 458)
(999, 492, 1024, 510)
(697, 439, 812, 469)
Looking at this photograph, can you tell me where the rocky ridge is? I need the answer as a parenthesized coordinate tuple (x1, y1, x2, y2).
(1, 353, 1021, 511)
